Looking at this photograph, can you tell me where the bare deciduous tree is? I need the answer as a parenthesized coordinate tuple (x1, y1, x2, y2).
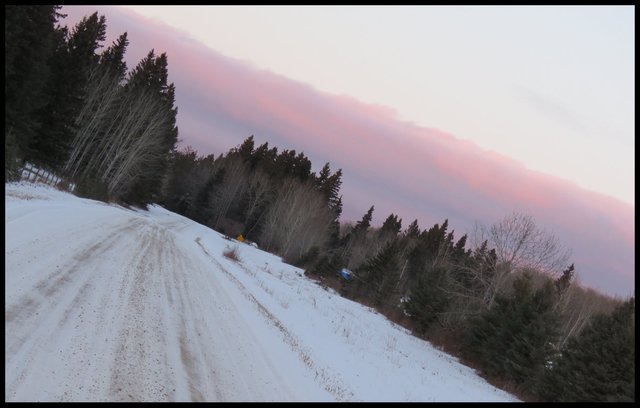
(207, 155, 251, 228)
(477, 212, 571, 275)
(242, 168, 274, 236)
(64, 64, 122, 179)
(260, 178, 333, 263)
(437, 212, 571, 313)
(554, 277, 621, 349)
(100, 87, 173, 198)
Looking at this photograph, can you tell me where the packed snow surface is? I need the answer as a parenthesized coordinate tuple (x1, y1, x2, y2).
(5, 182, 519, 402)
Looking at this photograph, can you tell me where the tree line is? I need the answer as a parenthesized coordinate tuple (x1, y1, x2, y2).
(5, 6, 633, 402)
(159, 135, 342, 263)
(160, 136, 634, 402)
(5, 6, 177, 205)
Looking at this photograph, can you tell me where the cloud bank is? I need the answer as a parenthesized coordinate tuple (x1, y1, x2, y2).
(60, 6, 634, 297)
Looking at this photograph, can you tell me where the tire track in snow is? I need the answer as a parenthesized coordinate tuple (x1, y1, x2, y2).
(106, 219, 229, 401)
(5, 217, 151, 401)
(167, 233, 299, 401)
(108, 223, 169, 402)
(7, 204, 329, 401)
(194, 238, 355, 401)
(5, 218, 146, 329)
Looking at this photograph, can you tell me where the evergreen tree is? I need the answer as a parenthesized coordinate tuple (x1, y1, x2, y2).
(357, 241, 401, 306)
(403, 219, 452, 294)
(28, 12, 107, 170)
(464, 273, 560, 392)
(540, 297, 635, 402)
(405, 219, 420, 239)
(315, 162, 331, 188)
(405, 265, 451, 333)
(352, 205, 374, 238)
(160, 146, 199, 214)
(315, 163, 343, 249)
(98, 32, 128, 81)
(272, 149, 311, 181)
(236, 135, 255, 163)
(251, 141, 278, 174)
(555, 263, 575, 297)
(188, 167, 225, 224)
(309, 251, 344, 278)
(5, 5, 61, 176)
(452, 234, 468, 261)
(380, 213, 402, 238)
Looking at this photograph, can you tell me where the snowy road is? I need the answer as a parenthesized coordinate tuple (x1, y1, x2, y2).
(5, 187, 330, 402)
(5, 183, 518, 402)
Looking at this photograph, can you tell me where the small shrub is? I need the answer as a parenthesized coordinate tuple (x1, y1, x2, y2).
(223, 246, 241, 262)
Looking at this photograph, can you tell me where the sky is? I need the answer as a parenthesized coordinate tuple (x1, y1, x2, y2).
(58, 6, 634, 298)
(126, 5, 635, 207)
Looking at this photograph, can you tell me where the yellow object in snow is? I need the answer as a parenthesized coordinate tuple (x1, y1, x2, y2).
(236, 234, 245, 242)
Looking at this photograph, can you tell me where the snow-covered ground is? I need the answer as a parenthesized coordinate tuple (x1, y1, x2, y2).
(5, 182, 519, 402)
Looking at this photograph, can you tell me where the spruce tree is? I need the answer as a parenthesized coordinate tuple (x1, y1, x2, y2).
(353, 206, 374, 237)
(540, 297, 635, 402)
(555, 263, 575, 297)
(405, 219, 420, 239)
(380, 214, 402, 238)
(405, 265, 451, 333)
(160, 147, 199, 214)
(315, 164, 343, 249)
(28, 12, 107, 170)
(464, 273, 560, 392)
(358, 241, 400, 306)
(236, 135, 255, 163)
(5, 5, 61, 176)
(188, 168, 225, 224)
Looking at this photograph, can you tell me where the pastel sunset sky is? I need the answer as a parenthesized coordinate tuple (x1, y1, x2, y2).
(60, 6, 634, 297)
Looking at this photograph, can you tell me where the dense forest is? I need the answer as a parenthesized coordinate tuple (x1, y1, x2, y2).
(5, 6, 634, 402)
(5, 6, 177, 205)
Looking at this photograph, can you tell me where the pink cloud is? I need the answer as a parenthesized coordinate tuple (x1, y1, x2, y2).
(59, 6, 634, 297)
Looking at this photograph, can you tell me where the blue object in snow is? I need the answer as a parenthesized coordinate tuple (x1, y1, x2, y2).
(340, 268, 353, 281)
